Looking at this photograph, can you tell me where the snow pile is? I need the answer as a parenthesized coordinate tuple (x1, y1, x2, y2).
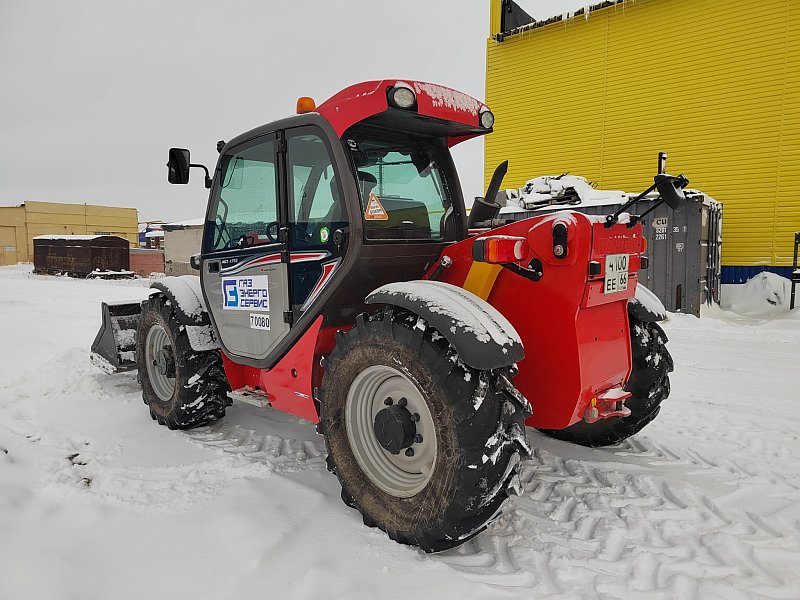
(720, 272, 797, 317)
(502, 174, 628, 212)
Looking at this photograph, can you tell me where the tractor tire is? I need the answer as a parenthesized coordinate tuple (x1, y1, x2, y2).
(318, 308, 530, 553)
(136, 294, 231, 430)
(537, 315, 673, 448)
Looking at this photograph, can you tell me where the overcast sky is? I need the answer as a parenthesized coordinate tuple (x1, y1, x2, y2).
(0, 1, 582, 222)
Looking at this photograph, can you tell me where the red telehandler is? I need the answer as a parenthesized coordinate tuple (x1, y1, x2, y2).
(92, 80, 679, 552)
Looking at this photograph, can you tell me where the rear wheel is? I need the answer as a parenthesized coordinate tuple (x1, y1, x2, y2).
(137, 295, 231, 429)
(319, 309, 530, 552)
(538, 314, 673, 448)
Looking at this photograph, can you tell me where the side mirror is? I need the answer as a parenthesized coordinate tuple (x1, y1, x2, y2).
(654, 174, 687, 210)
(189, 253, 201, 270)
(167, 148, 191, 184)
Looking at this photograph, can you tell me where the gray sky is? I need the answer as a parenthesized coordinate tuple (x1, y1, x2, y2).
(0, 0, 580, 222)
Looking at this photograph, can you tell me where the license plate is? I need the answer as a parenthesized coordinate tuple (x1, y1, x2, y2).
(604, 253, 629, 294)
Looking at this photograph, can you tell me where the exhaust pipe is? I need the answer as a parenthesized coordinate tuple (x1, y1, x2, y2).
(467, 160, 508, 228)
(90, 301, 142, 373)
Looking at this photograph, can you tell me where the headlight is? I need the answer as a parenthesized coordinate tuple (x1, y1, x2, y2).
(480, 110, 495, 129)
(389, 86, 416, 109)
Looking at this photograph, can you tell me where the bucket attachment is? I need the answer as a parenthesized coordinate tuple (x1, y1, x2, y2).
(90, 301, 142, 373)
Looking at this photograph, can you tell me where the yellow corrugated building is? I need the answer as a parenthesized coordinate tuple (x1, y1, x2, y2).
(0, 201, 138, 266)
(487, 0, 800, 280)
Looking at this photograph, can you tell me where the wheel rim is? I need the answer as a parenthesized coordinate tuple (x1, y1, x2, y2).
(345, 365, 437, 498)
(144, 324, 176, 402)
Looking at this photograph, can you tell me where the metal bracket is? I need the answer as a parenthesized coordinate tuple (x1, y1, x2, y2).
(228, 386, 272, 408)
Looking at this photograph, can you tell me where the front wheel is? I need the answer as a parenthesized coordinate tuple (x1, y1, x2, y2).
(319, 309, 530, 552)
(538, 314, 673, 448)
(136, 295, 231, 429)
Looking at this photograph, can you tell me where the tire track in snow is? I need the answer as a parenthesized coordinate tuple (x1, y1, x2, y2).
(435, 432, 800, 597)
(43, 417, 327, 512)
(182, 419, 327, 473)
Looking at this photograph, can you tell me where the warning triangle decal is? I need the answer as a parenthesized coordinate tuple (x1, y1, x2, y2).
(364, 192, 389, 221)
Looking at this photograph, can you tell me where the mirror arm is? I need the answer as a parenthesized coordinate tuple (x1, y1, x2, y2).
(626, 198, 666, 228)
(604, 182, 659, 228)
(190, 163, 212, 188)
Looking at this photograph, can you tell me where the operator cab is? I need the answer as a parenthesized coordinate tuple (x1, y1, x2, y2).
(170, 80, 494, 370)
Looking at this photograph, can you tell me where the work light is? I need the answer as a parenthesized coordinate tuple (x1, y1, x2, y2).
(389, 86, 416, 109)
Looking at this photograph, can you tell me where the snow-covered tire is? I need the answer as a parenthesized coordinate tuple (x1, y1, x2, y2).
(538, 315, 673, 448)
(136, 295, 231, 430)
(318, 308, 530, 552)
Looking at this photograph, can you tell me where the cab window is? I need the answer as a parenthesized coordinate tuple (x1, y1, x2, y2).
(344, 128, 453, 241)
(287, 132, 347, 249)
(206, 138, 278, 251)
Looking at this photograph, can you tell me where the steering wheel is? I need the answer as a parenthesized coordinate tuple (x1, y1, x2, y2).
(265, 221, 313, 244)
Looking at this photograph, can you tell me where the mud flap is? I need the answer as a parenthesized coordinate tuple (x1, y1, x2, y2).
(90, 301, 142, 372)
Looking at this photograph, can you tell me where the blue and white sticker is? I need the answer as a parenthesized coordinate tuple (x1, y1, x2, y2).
(222, 276, 270, 311)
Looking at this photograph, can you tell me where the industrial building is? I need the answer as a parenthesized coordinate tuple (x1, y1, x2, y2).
(487, 0, 800, 282)
(162, 218, 204, 276)
(0, 201, 138, 266)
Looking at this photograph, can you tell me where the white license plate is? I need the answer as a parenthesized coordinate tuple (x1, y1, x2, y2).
(249, 313, 271, 330)
(604, 253, 629, 294)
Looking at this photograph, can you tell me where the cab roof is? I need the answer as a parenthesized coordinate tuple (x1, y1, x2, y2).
(315, 79, 492, 145)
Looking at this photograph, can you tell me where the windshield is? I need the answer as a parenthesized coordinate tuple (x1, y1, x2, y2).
(343, 128, 454, 241)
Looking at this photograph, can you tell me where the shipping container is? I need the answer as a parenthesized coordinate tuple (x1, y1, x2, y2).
(33, 235, 130, 277)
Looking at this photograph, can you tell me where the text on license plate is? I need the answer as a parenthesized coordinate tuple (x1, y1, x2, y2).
(604, 253, 629, 294)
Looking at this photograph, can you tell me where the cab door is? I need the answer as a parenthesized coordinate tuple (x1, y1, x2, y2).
(201, 133, 292, 361)
(285, 127, 350, 316)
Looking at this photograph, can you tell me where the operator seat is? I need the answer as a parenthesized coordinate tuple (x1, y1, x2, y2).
(324, 176, 343, 223)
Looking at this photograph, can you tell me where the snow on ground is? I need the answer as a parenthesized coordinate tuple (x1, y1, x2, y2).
(1, 264, 798, 599)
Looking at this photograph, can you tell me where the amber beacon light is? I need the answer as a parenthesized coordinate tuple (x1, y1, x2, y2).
(296, 96, 317, 114)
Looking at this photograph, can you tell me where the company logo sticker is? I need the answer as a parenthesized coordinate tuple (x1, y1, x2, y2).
(222, 276, 270, 311)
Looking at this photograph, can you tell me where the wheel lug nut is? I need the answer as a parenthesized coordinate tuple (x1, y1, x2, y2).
(384, 397, 393, 406)
(414, 434, 423, 444)
(398, 397, 407, 407)
(405, 448, 414, 457)
(411, 413, 420, 422)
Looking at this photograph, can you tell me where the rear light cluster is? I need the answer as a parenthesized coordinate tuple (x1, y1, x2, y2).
(472, 235, 528, 264)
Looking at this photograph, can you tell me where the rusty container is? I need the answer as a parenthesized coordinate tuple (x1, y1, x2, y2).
(33, 235, 130, 277)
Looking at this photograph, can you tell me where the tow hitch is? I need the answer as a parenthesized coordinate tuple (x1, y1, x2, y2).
(584, 386, 632, 423)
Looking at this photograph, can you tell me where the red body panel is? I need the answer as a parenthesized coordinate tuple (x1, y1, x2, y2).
(315, 79, 488, 142)
(430, 212, 644, 430)
(222, 316, 324, 423)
